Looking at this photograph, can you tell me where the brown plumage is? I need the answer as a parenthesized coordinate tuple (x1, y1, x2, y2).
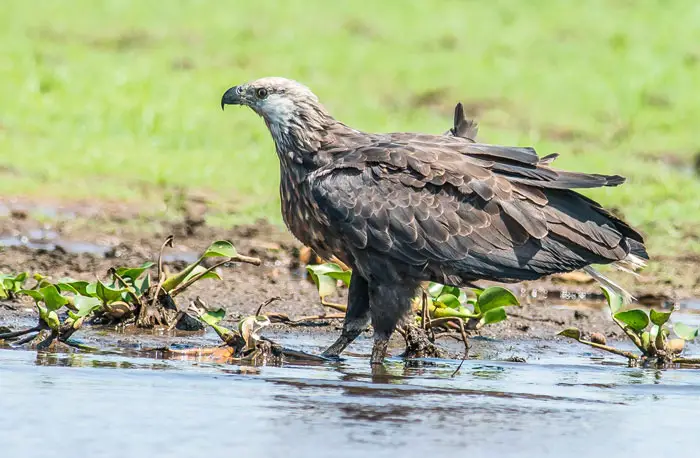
(221, 77, 648, 364)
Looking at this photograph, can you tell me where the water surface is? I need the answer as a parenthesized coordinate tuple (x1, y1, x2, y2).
(1, 335, 699, 458)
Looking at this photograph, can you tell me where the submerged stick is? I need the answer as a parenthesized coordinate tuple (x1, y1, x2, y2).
(62, 340, 100, 352)
(266, 312, 346, 325)
(12, 333, 40, 346)
(0, 325, 43, 340)
(432, 331, 463, 341)
(673, 357, 700, 365)
(576, 338, 639, 360)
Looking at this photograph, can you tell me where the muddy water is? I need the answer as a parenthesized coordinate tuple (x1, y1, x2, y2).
(1, 333, 699, 458)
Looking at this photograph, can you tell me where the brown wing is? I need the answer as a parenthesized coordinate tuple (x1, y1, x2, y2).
(310, 135, 646, 284)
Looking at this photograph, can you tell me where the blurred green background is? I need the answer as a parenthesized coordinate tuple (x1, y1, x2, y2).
(1, 0, 698, 256)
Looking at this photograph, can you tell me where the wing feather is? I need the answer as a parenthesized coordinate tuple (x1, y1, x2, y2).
(308, 132, 645, 284)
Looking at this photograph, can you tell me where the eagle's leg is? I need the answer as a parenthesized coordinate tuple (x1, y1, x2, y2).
(368, 280, 419, 365)
(321, 271, 370, 358)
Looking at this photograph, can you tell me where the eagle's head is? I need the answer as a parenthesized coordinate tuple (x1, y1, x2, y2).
(222, 77, 357, 166)
(221, 77, 330, 132)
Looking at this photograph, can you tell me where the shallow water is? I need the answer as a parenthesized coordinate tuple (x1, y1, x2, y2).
(2, 333, 700, 458)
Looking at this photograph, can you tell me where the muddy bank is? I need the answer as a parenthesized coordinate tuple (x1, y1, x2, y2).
(1, 202, 699, 346)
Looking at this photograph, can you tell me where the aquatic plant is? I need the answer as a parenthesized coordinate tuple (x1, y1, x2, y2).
(0, 271, 28, 299)
(558, 287, 700, 367)
(306, 263, 519, 331)
(186, 298, 276, 361)
(0, 238, 260, 348)
(306, 262, 518, 367)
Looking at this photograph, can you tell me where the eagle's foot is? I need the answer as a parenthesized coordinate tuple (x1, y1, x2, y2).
(322, 328, 364, 358)
(370, 338, 390, 365)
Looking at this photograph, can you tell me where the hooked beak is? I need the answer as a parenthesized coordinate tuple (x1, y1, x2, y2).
(221, 86, 242, 110)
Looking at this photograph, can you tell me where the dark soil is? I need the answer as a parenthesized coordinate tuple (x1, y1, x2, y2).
(1, 198, 699, 350)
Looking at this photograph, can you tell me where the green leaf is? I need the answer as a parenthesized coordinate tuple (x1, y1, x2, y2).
(160, 237, 227, 293)
(55, 279, 91, 296)
(74, 295, 102, 318)
(1, 272, 28, 297)
(199, 308, 226, 326)
(649, 309, 672, 327)
(477, 286, 519, 313)
(480, 307, 507, 326)
(19, 289, 44, 302)
(558, 327, 582, 340)
(435, 293, 461, 309)
(134, 273, 151, 295)
(674, 322, 699, 341)
(182, 265, 222, 285)
(40, 285, 69, 312)
(95, 281, 126, 304)
(86, 282, 98, 296)
(315, 274, 338, 298)
(56, 283, 79, 295)
(427, 282, 444, 298)
(458, 290, 469, 305)
(441, 285, 461, 298)
(115, 262, 154, 282)
(306, 264, 347, 298)
(203, 240, 237, 258)
(325, 270, 352, 287)
(614, 309, 649, 332)
(306, 263, 344, 276)
(431, 306, 477, 320)
(601, 286, 624, 314)
(1, 272, 27, 292)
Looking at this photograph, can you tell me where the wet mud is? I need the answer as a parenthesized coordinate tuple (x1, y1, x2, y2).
(1, 199, 699, 346)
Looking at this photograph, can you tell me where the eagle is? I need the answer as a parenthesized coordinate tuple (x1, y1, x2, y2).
(221, 77, 648, 364)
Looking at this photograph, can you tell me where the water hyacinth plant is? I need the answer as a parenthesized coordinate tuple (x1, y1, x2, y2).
(559, 286, 700, 366)
(306, 262, 519, 332)
(0, 239, 260, 348)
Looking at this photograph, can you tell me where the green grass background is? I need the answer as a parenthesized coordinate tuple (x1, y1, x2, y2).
(1, 0, 699, 256)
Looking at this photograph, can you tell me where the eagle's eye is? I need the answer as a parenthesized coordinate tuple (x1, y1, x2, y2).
(255, 88, 269, 99)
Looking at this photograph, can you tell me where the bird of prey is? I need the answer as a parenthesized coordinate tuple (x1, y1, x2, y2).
(221, 77, 648, 364)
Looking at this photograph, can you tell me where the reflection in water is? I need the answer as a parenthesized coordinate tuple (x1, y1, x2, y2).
(2, 338, 700, 458)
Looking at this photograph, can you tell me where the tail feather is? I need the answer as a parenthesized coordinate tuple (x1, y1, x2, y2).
(583, 265, 635, 305)
(614, 252, 647, 274)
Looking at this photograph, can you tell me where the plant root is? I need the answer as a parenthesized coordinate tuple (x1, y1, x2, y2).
(401, 324, 446, 359)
